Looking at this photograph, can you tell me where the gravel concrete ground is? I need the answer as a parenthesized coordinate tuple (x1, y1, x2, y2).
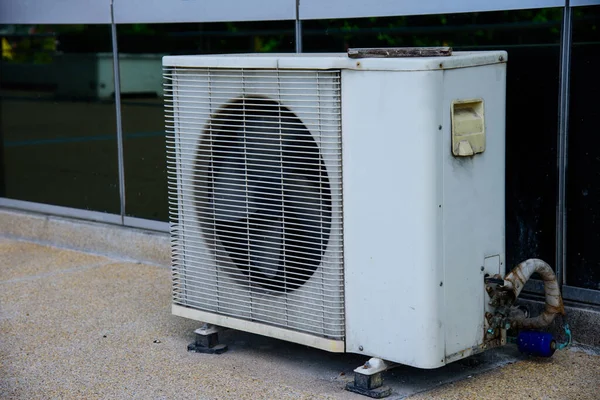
(1, 238, 598, 400)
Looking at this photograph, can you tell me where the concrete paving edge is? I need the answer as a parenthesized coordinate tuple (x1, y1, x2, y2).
(0, 207, 170, 267)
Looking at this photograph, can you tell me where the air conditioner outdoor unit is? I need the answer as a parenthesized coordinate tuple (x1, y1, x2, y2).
(164, 50, 507, 371)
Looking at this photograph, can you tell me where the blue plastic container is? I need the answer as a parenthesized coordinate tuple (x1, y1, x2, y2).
(517, 331, 556, 357)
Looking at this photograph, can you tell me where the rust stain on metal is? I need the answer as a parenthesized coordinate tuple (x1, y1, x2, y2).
(347, 46, 453, 59)
(547, 303, 565, 314)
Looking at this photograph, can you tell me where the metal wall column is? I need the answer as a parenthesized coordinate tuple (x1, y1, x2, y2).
(295, 0, 302, 53)
(110, 0, 127, 224)
(556, 2, 573, 286)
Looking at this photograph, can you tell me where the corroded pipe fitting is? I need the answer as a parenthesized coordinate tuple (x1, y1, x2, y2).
(504, 258, 565, 329)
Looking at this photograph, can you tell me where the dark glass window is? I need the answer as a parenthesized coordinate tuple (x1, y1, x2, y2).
(0, 24, 119, 213)
(566, 5, 600, 291)
(303, 9, 563, 270)
(1, 13, 565, 253)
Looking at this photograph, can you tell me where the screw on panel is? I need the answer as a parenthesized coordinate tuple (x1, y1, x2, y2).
(359, 345, 364, 351)
(438, 125, 442, 130)
(440, 282, 443, 287)
(481, 266, 485, 271)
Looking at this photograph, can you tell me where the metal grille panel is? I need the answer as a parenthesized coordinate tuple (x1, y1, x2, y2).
(165, 67, 344, 340)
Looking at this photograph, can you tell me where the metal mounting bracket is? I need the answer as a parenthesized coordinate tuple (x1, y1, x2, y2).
(345, 358, 393, 398)
(187, 324, 228, 354)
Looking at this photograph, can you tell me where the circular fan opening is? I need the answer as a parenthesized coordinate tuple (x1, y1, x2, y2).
(196, 96, 332, 293)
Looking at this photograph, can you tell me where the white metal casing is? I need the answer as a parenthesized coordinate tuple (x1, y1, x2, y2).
(164, 51, 506, 369)
(341, 56, 506, 369)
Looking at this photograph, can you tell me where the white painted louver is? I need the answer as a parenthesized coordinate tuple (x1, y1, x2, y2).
(165, 67, 345, 340)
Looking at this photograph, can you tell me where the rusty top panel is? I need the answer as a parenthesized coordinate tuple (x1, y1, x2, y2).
(347, 47, 452, 58)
